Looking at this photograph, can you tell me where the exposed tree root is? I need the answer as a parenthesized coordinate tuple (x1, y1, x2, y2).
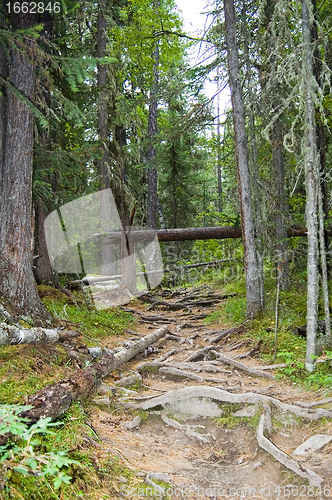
(211, 351, 275, 380)
(137, 360, 232, 375)
(161, 413, 213, 444)
(159, 366, 229, 384)
(256, 412, 323, 486)
(128, 385, 332, 420)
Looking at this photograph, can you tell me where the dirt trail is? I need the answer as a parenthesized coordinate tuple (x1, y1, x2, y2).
(89, 286, 332, 500)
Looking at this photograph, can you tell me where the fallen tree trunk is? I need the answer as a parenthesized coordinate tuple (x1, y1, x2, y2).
(101, 224, 317, 244)
(182, 259, 235, 269)
(103, 226, 243, 244)
(0, 323, 80, 346)
(20, 325, 169, 423)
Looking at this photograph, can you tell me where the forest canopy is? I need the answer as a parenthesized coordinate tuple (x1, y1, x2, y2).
(1, 0, 332, 372)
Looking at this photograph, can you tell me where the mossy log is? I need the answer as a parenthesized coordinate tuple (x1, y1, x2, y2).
(20, 325, 169, 423)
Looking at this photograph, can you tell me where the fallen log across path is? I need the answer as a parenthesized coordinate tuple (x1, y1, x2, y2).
(19, 325, 169, 423)
(0, 323, 80, 346)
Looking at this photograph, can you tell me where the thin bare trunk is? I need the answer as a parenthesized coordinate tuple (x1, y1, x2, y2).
(272, 118, 289, 290)
(147, 15, 160, 230)
(302, 0, 319, 372)
(242, 1, 265, 307)
(318, 186, 331, 345)
(224, 0, 261, 319)
(97, 2, 115, 277)
(216, 67, 222, 213)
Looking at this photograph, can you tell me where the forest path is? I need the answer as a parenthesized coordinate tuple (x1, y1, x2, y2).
(89, 286, 332, 500)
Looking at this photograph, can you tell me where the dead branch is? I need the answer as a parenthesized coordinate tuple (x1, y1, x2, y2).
(0, 323, 80, 346)
(139, 314, 176, 323)
(256, 413, 323, 486)
(155, 348, 185, 362)
(184, 345, 223, 362)
(138, 295, 220, 310)
(165, 334, 183, 341)
(209, 322, 248, 344)
(235, 340, 263, 359)
(211, 351, 275, 380)
(19, 326, 169, 423)
(252, 363, 288, 370)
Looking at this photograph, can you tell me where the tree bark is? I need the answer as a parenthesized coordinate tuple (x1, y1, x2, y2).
(20, 325, 169, 423)
(242, 1, 265, 306)
(147, 27, 160, 229)
(263, 0, 290, 291)
(0, 324, 80, 346)
(34, 202, 54, 284)
(224, 0, 261, 319)
(98, 225, 313, 245)
(0, 0, 7, 175)
(0, 9, 49, 321)
(302, 0, 319, 372)
(272, 117, 289, 290)
(97, 2, 110, 189)
(311, 0, 329, 226)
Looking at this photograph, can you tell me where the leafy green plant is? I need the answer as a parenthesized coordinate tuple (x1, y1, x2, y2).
(0, 405, 78, 491)
(275, 350, 305, 379)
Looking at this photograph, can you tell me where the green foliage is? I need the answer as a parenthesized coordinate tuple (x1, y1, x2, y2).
(42, 297, 135, 341)
(0, 405, 78, 492)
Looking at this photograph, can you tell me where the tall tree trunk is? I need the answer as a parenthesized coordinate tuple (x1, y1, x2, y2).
(97, 2, 110, 188)
(262, 0, 289, 291)
(302, 0, 319, 372)
(0, 8, 48, 321)
(272, 117, 289, 291)
(0, 1, 7, 178)
(147, 35, 159, 230)
(33, 12, 54, 285)
(224, 0, 262, 319)
(216, 67, 223, 214)
(242, 1, 265, 307)
(97, 1, 115, 277)
(311, 0, 329, 226)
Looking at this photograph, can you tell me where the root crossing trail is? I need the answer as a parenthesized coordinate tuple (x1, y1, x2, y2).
(86, 286, 332, 500)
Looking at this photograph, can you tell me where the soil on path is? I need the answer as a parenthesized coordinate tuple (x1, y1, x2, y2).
(88, 286, 332, 500)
